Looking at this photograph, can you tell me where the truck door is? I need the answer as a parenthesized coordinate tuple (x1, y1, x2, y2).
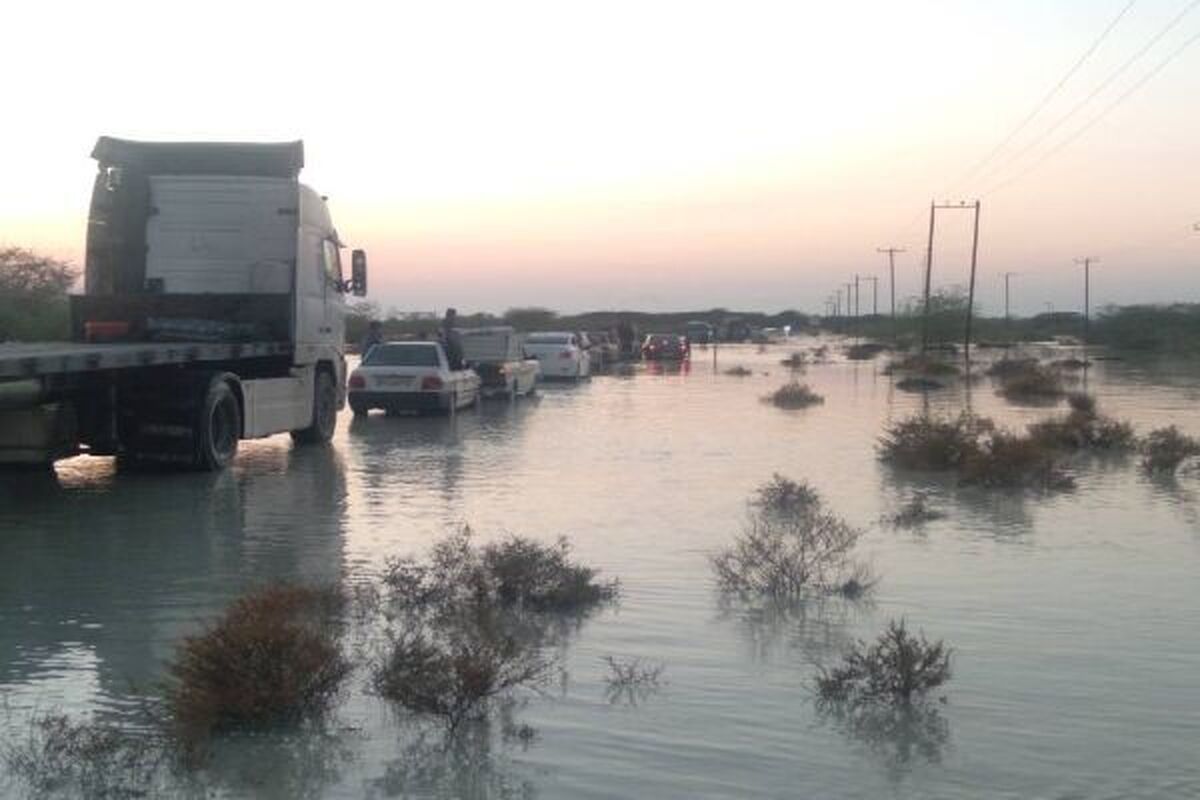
(320, 239, 346, 349)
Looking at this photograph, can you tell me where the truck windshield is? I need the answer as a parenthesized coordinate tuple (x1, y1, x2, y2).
(363, 344, 440, 367)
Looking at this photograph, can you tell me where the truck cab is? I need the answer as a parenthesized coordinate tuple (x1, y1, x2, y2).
(0, 137, 368, 470)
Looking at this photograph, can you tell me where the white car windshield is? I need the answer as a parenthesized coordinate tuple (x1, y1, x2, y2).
(526, 334, 570, 345)
(363, 344, 440, 367)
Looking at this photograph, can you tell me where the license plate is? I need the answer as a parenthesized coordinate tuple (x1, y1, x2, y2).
(377, 376, 413, 388)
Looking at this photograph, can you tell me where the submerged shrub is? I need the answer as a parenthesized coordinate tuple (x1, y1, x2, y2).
(877, 414, 991, 471)
(164, 585, 350, 741)
(882, 355, 959, 377)
(712, 478, 867, 598)
(383, 529, 618, 617)
(959, 431, 1074, 491)
(764, 381, 824, 409)
(845, 342, 888, 361)
(984, 357, 1039, 379)
(1140, 426, 1200, 474)
(371, 618, 549, 732)
(602, 656, 666, 705)
(780, 351, 808, 370)
(482, 536, 618, 613)
(2, 713, 170, 799)
(895, 376, 945, 392)
(752, 473, 822, 516)
(723, 365, 753, 377)
(996, 363, 1065, 403)
(816, 619, 952, 706)
(1027, 394, 1136, 453)
(886, 494, 945, 528)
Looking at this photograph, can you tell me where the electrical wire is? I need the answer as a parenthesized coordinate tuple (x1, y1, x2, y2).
(983, 26, 1200, 197)
(975, 0, 1200, 190)
(944, 0, 1137, 198)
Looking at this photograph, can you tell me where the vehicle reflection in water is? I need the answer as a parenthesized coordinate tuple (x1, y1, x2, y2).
(0, 442, 348, 716)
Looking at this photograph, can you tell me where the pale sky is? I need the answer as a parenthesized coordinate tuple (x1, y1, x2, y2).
(2, 0, 1198, 315)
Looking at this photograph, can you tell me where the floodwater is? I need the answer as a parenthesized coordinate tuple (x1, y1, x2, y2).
(2, 341, 1199, 798)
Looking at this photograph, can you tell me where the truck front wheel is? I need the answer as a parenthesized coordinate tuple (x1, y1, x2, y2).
(293, 370, 337, 445)
(195, 379, 240, 471)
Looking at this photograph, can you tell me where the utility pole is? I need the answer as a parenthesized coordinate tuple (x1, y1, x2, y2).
(963, 200, 982, 361)
(877, 247, 905, 340)
(1074, 256, 1098, 344)
(865, 276, 879, 315)
(1002, 271, 1018, 324)
(845, 281, 854, 333)
(920, 200, 981, 359)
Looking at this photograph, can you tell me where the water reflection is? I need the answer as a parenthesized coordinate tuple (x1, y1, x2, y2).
(0, 443, 348, 712)
(815, 698, 951, 784)
(714, 593, 869, 664)
(367, 716, 538, 800)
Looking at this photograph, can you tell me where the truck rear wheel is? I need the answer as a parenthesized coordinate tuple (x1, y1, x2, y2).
(292, 369, 337, 445)
(195, 378, 240, 471)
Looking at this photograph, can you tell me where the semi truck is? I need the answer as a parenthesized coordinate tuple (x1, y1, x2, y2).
(0, 137, 368, 471)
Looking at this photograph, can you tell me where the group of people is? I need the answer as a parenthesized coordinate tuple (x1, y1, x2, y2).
(359, 308, 464, 369)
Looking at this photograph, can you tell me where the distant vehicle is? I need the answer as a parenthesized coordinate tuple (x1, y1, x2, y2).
(348, 341, 480, 415)
(588, 331, 619, 367)
(642, 333, 690, 361)
(458, 326, 540, 399)
(685, 321, 715, 345)
(523, 332, 591, 379)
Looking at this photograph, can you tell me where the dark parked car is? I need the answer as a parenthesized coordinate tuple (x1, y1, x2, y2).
(641, 333, 690, 361)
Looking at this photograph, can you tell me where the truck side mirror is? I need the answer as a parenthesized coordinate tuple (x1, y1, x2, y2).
(351, 249, 368, 296)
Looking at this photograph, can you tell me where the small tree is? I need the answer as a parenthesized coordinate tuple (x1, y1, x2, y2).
(0, 247, 78, 340)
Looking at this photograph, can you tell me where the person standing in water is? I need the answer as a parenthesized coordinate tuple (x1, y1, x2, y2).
(360, 320, 384, 358)
(441, 308, 464, 369)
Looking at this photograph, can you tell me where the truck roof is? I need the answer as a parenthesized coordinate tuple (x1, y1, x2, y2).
(92, 136, 305, 178)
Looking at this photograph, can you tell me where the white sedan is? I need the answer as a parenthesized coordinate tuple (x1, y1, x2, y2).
(523, 332, 591, 379)
(349, 341, 480, 415)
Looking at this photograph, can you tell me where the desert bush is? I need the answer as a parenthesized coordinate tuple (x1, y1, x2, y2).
(1140, 426, 1200, 474)
(882, 355, 960, 377)
(752, 473, 821, 516)
(996, 363, 1065, 402)
(780, 351, 808, 370)
(1052, 357, 1090, 370)
(886, 494, 945, 528)
(809, 344, 831, 363)
(895, 376, 945, 392)
(2, 713, 170, 799)
(959, 431, 1073, 491)
(383, 529, 618, 617)
(712, 478, 867, 598)
(602, 656, 666, 705)
(816, 619, 951, 706)
(482, 536, 618, 613)
(164, 585, 350, 742)
(845, 342, 888, 360)
(371, 616, 549, 732)
(1027, 395, 1136, 453)
(877, 414, 991, 471)
(984, 357, 1039, 378)
(723, 365, 753, 377)
(764, 382, 824, 409)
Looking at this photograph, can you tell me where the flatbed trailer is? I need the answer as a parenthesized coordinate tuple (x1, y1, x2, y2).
(0, 137, 368, 471)
(0, 341, 292, 380)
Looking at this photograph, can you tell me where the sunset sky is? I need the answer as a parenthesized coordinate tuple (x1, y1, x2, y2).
(2, 0, 1198, 315)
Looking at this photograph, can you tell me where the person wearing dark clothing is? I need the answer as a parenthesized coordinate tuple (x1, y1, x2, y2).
(441, 308, 464, 369)
(360, 320, 384, 358)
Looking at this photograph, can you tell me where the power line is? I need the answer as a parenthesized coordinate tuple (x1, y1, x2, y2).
(944, 0, 1137, 197)
(984, 25, 1200, 197)
(977, 0, 1200, 191)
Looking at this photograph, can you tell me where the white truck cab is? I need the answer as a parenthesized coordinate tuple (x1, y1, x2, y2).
(0, 137, 369, 470)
